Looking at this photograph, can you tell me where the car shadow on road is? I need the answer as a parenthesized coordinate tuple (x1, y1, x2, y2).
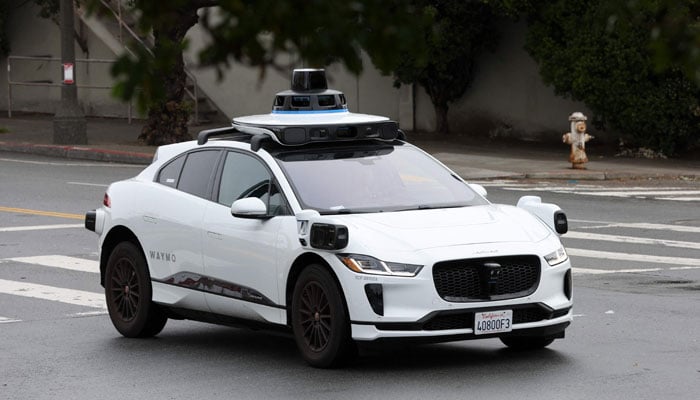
(105, 320, 573, 373)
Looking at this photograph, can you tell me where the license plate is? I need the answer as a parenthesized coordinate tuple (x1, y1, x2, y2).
(474, 310, 513, 335)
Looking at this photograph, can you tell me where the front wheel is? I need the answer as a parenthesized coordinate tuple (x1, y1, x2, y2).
(105, 241, 167, 338)
(291, 264, 356, 368)
(500, 335, 556, 350)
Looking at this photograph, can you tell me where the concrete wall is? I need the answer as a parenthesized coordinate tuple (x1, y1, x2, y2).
(414, 21, 591, 140)
(0, 2, 131, 118)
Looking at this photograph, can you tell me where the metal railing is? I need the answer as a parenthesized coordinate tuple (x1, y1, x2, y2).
(6, 55, 134, 122)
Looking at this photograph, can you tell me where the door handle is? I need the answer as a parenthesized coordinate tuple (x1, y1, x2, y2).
(207, 231, 223, 240)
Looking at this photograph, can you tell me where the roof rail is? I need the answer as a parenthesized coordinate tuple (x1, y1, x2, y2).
(197, 126, 239, 145)
(197, 125, 281, 152)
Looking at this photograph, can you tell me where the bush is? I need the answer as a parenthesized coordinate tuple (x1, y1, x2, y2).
(525, 0, 700, 155)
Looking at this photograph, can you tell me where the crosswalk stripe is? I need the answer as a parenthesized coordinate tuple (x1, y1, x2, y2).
(575, 190, 700, 198)
(5, 255, 99, 273)
(0, 224, 84, 232)
(565, 231, 700, 250)
(476, 181, 699, 202)
(573, 266, 700, 275)
(572, 221, 700, 234)
(567, 248, 700, 266)
(0, 279, 105, 309)
(657, 197, 700, 202)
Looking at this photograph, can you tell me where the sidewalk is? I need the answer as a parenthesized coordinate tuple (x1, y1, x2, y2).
(1, 115, 699, 181)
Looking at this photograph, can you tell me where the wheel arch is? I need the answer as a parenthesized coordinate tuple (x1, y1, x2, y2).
(285, 252, 349, 326)
(100, 225, 145, 287)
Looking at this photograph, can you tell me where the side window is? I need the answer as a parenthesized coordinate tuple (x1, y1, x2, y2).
(157, 155, 185, 188)
(177, 150, 221, 198)
(218, 151, 288, 215)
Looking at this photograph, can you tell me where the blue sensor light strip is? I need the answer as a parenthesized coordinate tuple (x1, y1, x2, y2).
(271, 109, 348, 114)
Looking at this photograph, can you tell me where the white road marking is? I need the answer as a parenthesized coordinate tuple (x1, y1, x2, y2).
(4, 255, 99, 274)
(67, 181, 109, 187)
(69, 310, 109, 318)
(0, 316, 22, 324)
(573, 266, 700, 275)
(565, 231, 700, 250)
(477, 181, 700, 202)
(572, 267, 700, 275)
(574, 267, 662, 275)
(570, 220, 700, 234)
(576, 190, 700, 198)
(657, 197, 700, 202)
(0, 157, 142, 168)
(567, 248, 700, 266)
(0, 224, 84, 232)
(0, 279, 105, 309)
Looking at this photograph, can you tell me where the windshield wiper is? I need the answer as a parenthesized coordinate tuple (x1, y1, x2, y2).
(395, 204, 467, 212)
(321, 208, 375, 215)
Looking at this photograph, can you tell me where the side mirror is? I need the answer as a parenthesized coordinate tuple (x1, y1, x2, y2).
(469, 183, 488, 198)
(231, 197, 269, 219)
(517, 195, 568, 235)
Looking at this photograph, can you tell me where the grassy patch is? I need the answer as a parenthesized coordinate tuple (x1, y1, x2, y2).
(0, 127, 9, 134)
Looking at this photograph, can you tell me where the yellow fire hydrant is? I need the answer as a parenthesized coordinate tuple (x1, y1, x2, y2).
(562, 112, 594, 169)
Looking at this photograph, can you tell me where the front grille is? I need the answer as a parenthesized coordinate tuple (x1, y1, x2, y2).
(433, 255, 541, 302)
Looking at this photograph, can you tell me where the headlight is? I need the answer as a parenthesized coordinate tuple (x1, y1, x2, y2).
(338, 254, 423, 277)
(545, 246, 568, 266)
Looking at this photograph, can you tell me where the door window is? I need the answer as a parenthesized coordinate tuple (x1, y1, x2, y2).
(177, 150, 221, 199)
(218, 151, 288, 215)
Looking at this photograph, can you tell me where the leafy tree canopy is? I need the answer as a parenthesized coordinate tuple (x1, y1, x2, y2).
(92, 0, 433, 113)
(526, 0, 699, 155)
(393, 0, 502, 134)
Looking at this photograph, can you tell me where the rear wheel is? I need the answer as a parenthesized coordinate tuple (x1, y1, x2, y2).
(291, 264, 356, 368)
(105, 242, 167, 337)
(500, 335, 555, 350)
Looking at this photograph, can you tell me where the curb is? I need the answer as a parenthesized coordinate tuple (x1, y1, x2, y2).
(0, 142, 153, 165)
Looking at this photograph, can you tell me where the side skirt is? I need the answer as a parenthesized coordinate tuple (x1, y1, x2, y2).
(161, 306, 291, 334)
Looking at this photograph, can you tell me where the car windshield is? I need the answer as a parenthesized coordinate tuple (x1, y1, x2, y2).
(274, 144, 488, 214)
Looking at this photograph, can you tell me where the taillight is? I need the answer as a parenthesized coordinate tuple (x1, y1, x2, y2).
(103, 193, 111, 208)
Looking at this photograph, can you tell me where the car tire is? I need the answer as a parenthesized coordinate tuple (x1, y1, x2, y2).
(291, 264, 356, 368)
(105, 241, 167, 338)
(500, 335, 555, 350)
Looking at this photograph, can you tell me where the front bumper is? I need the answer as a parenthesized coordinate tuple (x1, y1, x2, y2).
(324, 244, 573, 342)
(350, 306, 572, 342)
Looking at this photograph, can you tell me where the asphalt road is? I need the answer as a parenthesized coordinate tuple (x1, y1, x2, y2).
(1, 152, 699, 400)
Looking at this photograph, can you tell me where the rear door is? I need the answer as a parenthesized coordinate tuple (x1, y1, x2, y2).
(140, 149, 222, 311)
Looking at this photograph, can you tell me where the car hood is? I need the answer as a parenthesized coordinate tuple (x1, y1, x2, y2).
(339, 205, 551, 251)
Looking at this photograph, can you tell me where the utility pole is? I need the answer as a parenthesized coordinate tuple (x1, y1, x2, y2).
(53, 0, 87, 144)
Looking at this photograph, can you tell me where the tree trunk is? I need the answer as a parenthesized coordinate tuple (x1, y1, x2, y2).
(138, 8, 200, 146)
(434, 101, 449, 134)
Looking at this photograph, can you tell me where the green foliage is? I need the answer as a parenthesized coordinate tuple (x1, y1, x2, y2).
(91, 0, 431, 113)
(199, 0, 431, 76)
(604, 0, 700, 86)
(392, 0, 501, 133)
(33, 0, 61, 18)
(526, 0, 700, 155)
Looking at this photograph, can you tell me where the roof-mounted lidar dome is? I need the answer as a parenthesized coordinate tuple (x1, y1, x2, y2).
(272, 69, 348, 113)
(225, 68, 403, 148)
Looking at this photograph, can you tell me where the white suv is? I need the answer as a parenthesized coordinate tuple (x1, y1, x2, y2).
(85, 69, 572, 368)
